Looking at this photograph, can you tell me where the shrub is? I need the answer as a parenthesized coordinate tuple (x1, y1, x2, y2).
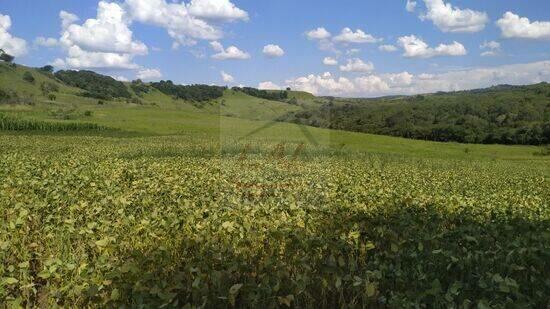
(40, 82, 59, 96)
(23, 71, 35, 83)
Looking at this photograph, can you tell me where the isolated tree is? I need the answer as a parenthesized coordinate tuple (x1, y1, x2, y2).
(286, 87, 291, 91)
(0, 49, 15, 63)
(23, 71, 35, 83)
(39, 65, 54, 73)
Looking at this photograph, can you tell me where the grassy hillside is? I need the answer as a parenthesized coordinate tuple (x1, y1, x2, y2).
(1, 63, 549, 163)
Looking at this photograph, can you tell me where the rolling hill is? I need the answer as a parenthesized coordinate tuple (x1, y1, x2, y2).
(0, 62, 549, 162)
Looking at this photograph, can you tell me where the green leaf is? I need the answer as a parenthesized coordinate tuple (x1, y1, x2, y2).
(278, 294, 294, 307)
(110, 288, 120, 301)
(229, 283, 243, 295)
(18, 261, 29, 269)
(95, 238, 109, 247)
(2, 277, 19, 285)
(366, 282, 376, 297)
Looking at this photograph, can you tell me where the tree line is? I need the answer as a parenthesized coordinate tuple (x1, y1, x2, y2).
(231, 87, 288, 102)
(281, 83, 550, 145)
(54, 70, 132, 100)
(150, 80, 225, 102)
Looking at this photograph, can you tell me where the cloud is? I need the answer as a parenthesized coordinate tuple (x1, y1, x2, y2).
(286, 72, 355, 96)
(258, 81, 281, 90)
(385, 71, 414, 86)
(187, 0, 248, 22)
(333, 28, 381, 44)
(420, 0, 489, 33)
(221, 70, 234, 83)
(52, 48, 139, 70)
(480, 40, 501, 57)
(124, 0, 223, 47)
(55, 2, 147, 69)
(262, 44, 284, 58)
(496, 12, 550, 40)
(0, 13, 28, 57)
(285, 61, 550, 97)
(210, 41, 250, 60)
(34, 37, 58, 48)
(339, 58, 375, 72)
(323, 57, 338, 66)
(137, 68, 162, 80)
(398, 35, 466, 58)
(406, 0, 417, 12)
(354, 75, 390, 93)
(60, 11, 79, 30)
(62, 2, 147, 55)
(305, 27, 331, 40)
(114, 76, 129, 82)
(379, 44, 398, 52)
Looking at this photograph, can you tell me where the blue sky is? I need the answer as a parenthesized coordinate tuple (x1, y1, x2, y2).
(1, 0, 549, 97)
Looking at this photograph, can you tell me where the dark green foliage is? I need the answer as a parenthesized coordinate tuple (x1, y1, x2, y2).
(151, 80, 225, 102)
(533, 145, 550, 156)
(0, 88, 12, 102)
(54, 70, 131, 100)
(232, 86, 288, 102)
(130, 79, 150, 97)
(0, 49, 14, 63)
(282, 83, 550, 145)
(0, 88, 34, 105)
(40, 81, 59, 96)
(0, 113, 108, 131)
(22, 71, 35, 83)
(48, 94, 57, 101)
(39, 65, 54, 74)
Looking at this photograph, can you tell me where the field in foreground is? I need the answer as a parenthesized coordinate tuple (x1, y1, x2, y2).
(0, 135, 548, 308)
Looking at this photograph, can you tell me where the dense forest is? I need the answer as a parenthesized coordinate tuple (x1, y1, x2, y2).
(54, 70, 131, 100)
(231, 87, 288, 102)
(150, 80, 225, 102)
(281, 83, 550, 145)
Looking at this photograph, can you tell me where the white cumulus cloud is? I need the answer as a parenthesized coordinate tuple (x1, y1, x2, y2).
(333, 27, 381, 44)
(285, 61, 550, 97)
(398, 35, 466, 58)
(210, 41, 250, 60)
(323, 57, 338, 66)
(221, 70, 234, 83)
(263, 44, 284, 58)
(125, 0, 222, 47)
(379, 44, 398, 52)
(480, 40, 501, 57)
(54, 2, 147, 70)
(0, 13, 27, 57)
(61, 1, 147, 55)
(305, 27, 331, 40)
(420, 0, 489, 33)
(258, 81, 282, 90)
(34, 37, 58, 48)
(406, 0, 417, 12)
(187, 0, 248, 22)
(496, 12, 550, 40)
(137, 68, 162, 80)
(339, 58, 375, 72)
